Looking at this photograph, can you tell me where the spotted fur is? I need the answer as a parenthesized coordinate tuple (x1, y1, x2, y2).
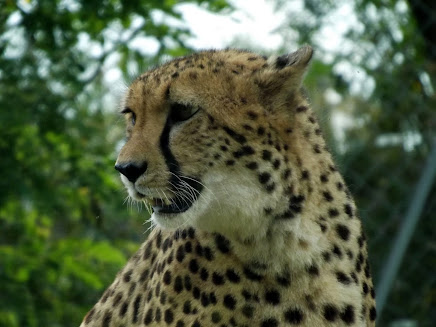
(81, 45, 376, 327)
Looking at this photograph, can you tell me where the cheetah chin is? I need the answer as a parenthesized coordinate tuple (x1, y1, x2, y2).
(148, 176, 203, 215)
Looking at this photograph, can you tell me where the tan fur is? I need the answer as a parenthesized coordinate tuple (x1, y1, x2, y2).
(81, 46, 376, 326)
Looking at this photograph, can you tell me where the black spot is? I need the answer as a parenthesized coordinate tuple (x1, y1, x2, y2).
(156, 232, 162, 248)
(323, 304, 338, 321)
(273, 159, 281, 169)
(357, 235, 365, 248)
(369, 306, 377, 321)
(320, 174, 328, 183)
(123, 269, 132, 283)
(323, 191, 334, 202)
(278, 195, 305, 219)
(193, 287, 200, 299)
(143, 308, 153, 325)
(243, 266, 263, 281)
(246, 161, 258, 170)
(257, 126, 265, 135)
(226, 269, 241, 283)
(301, 170, 310, 180)
(102, 312, 112, 327)
(159, 291, 167, 305)
(264, 207, 273, 215)
(332, 245, 343, 258)
(265, 289, 280, 305)
(171, 72, 179, 78)
(176, 245, 185, 262)
(201, 292, 210, 307)
(188, 228, 195, 239)
(265, 183, 276, 193)
(364, 262, 371, 278)
(162, 238, 171, 252)
(242, 305, 255, 318)
(243, 124, 254, 131)
(262, 150, 272, 161)
(261, 318, 278, 327)
(85, 308, 95, 324)
(313, 144, 321, 153)
(233, 146, 255, 158)
(215, 234, 231, 253)
(120, 302, 128, 317)
(196, 244, 204, 257)
(212, 272, 225, 285)
(189, 259, 199, 273)
(176, 320, 185, 327)
(203, 246, 213, 261)
(185, 241, 192, 253)
(174, 275, 183, 293)
(351, 272, 358, 284)
(276, 272, 291, 287)
(113, 292, 123, 307)
(164, 308, 174, 324)
(340, 305, 355, 324)
(328, 208, 339, 218)
(200, 268, 209, 281)
(284, 308, 304, 324)
(223, 294, 237, 310)
(336, 224, 350, 241)
(362, 282, 369, 295)
(322, 251, 331, 262)
(258, 172, 271, 184)
(209, 292, 217, 304)
(296, 106, 308, 112)
(344, 203, 354, 217)
(163, 270, 172, 285)
(282, 168, 291, 180)
(336, 271, 351, 285)
(336, 182, 344, 190)
(211, 311, 222, 323)
(319, 223, 327, 233)
(223, 126, 246, 144)
(132, 295, 142, 323)
(247, 111, 258, 120)
(184, 275, 192, 291)
(370, 287, 376, 299)
(183, 300, 191, 314)
(155, 307, 162, 322)
(306, 265, 319, 276)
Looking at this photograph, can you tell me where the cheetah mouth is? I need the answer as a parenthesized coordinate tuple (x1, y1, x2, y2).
(150, 177, 203, 214)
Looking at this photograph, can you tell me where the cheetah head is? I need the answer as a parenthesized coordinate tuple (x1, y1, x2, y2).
(115, 46, 314, 242)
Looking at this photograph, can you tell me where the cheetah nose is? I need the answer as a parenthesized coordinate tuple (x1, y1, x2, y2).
(114, 162, 148, 183)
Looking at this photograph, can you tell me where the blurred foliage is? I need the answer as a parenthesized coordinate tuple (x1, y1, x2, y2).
(0, 0, 230, 326)
(1, 0, 435, 326)
(275, 0, 436, 325)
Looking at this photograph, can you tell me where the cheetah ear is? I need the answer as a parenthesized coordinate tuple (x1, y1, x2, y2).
(269, 45, 314, 71)
(256, 45, 313, 98)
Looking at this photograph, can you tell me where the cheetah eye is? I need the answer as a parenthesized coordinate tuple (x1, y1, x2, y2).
(121, 107, 136, 126)
(170, 102, 200, 123)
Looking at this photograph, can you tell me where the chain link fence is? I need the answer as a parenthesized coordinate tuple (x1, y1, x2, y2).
(313, 1, 436, 325)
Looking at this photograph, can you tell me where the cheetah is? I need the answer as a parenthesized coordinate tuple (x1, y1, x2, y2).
(81, 45, 376, 327)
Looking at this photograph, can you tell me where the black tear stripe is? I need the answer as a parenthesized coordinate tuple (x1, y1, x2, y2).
(159, 116, 204, 198)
